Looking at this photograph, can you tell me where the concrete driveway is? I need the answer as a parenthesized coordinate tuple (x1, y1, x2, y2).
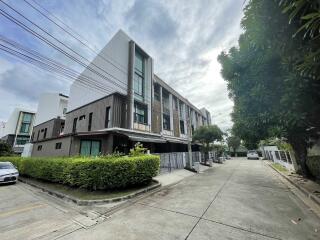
(1, 158, 320, 239)
(60, 158, 320, 240)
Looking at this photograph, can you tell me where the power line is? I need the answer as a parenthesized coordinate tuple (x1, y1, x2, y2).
(0, 2, 205, 119)
(0, 1, 128, 91)
(23, 0, 127, 74)
(0, 36, 117, 95)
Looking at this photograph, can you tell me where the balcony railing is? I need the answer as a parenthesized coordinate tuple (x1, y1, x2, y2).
(133, 122, 151, 132)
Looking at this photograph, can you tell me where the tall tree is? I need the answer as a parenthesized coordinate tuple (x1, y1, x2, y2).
(218, 0, 320, 176)
(227, 136, 241, 156)
(193, 125, 223, 163)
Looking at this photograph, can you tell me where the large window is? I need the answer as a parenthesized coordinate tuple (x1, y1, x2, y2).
(162, 91, 170, 114)
(134, 51, 145, 101)
(19, 112, 33, 134)
(163, 114, 170, 130)
(134, 102, 147, 124)
(80, 140, 101, 156)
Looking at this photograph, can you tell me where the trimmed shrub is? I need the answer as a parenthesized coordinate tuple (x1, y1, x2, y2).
(0, 155, 160, 190)
(307, 156, 320, 180)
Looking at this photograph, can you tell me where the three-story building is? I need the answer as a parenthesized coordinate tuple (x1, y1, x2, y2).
(31, 30, 211, 157)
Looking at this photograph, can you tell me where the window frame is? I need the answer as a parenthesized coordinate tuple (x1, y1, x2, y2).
(55, 142, 62, 150)
(163, 113, 171, 130)
(134, 101, 148, 125)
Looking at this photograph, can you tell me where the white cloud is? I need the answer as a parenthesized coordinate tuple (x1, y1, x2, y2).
(0, 0, 244, 130)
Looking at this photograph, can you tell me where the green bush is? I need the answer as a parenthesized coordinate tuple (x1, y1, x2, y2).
(0, 155, 160, 190)
(0, 141, 13, 156)
(307, 156, 320, 180)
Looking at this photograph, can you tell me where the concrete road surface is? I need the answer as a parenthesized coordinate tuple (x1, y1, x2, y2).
(1, 158, 320, 239)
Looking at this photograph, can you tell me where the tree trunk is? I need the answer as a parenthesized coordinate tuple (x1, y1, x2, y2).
(289, 138, 310, 177)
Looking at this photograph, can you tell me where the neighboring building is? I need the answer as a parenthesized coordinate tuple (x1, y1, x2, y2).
(31, 30, 212, 157)
(200, 108, 212, 126)
(0, 121, 5, 138)
(1, 108, 36, 153)
(34, 93, 68, 126)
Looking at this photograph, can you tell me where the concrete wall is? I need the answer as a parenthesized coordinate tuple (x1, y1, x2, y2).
(64, 94, 126, 134)
(32, 136, 72, 157)
(35, 93, 68, 126)
(68, 30, 131, 111)
(32, 118, 64, 142)
(151, 100, 162, 133)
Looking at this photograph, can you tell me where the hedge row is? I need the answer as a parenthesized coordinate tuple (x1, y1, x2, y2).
(0, 155, 160, 190)
(307, 156, 320, 180)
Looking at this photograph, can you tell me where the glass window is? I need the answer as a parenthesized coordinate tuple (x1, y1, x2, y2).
(135, 51, 144, 74)
(134, 73, 143, 99)
(91, 141, 101, 156)
(180, 120, 185, 134)
(163, 114, 170, 130)
(16, 136, 29, 145)
(20, 123, 30, 134)
(80, 140, 101, 156)
(22, 113, 32, 123)
(162, 91, 170, 114)
(37, 145, 42, 151)
(134, 51, 145, 101)
(79, 115, 85, 120)
(55, 142, 62, 149)
(134, 102, 147, 124)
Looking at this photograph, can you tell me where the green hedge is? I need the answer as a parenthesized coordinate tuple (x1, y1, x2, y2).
(0, 155, 160, 190)
(307, 156, 320, 180)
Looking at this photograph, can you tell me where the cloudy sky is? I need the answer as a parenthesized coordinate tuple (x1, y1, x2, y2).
(0, 0, 244, 130)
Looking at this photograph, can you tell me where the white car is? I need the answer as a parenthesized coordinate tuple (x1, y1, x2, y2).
(0, 162, 19, 184)
(247, 150, 259, 160)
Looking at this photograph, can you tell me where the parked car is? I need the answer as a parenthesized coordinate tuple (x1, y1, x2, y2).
(247, 150, 259, 160)
(0, 162, 19, 184)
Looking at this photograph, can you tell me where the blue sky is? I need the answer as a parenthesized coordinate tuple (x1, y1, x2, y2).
(0, 0, 244, 130)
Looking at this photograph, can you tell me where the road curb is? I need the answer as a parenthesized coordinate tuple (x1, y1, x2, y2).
(18, 177, 161, 206)
(266, 162, 320, 207)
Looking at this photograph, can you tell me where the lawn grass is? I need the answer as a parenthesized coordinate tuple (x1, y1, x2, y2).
(21, 177, 157, 200)
(272, 163, 288, 173)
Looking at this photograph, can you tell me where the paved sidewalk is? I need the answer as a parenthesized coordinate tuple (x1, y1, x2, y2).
(267, 160, 320, 207)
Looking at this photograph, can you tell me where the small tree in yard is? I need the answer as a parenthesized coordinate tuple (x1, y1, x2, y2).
(0, 141, 13, 156)
(193, 125, 223, 164)
(227, 136, 241, 157)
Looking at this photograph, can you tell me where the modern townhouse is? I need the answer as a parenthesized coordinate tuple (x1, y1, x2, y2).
(1, 108, 36, 153)
(31, 30, 212, 157)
